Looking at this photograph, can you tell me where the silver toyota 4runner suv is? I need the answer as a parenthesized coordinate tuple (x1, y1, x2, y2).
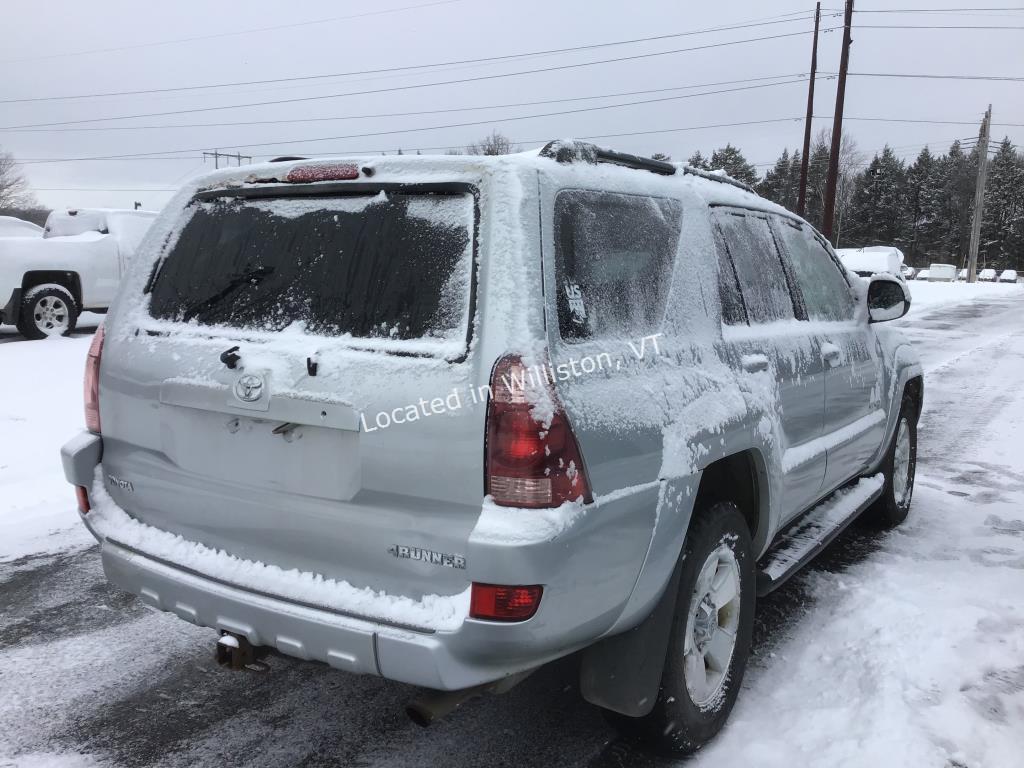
(61, 141, 922, 755)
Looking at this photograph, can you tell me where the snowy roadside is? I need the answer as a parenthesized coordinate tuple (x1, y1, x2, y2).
(0, 335, 96, 564)
(905, 280, 1020, 314)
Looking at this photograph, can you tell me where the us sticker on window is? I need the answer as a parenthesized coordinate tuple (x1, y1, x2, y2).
(564, 281, 587, 326)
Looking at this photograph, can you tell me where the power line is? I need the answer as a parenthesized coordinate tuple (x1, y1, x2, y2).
(857, 22, 1024, 27)
(17, 80, 812, 165)
(0, 74, 811, 133)
(2, 28, 833, 131)
(828, 71, 1024, 81)
(819, 115, 1024, 127)
(20, 117, 807, 165)
(0, 0, 464, 64)
(0, 17, 823, 105)
(851, 6, 1024, 11)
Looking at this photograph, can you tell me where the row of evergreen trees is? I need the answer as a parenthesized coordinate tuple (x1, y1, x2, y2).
(682, 133, 1024, 270)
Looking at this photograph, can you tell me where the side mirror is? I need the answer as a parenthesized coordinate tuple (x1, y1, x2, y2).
(867, 273, 911, 323)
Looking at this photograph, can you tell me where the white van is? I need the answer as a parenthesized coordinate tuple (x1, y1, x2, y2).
(927, 264, 957, 282)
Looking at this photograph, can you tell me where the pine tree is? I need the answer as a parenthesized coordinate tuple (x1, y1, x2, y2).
(651, 152, 672, 162)
(981, 138, 1024, 270)
(757, 148, 790, 205)
(687, 151, 710, 170)
(903, 147, 935, 265)
(708, 144, 758, 186)
(845, 146, 908, 247)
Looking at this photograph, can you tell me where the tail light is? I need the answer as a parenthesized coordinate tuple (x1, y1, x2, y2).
(285, 163, 359, 183)
(75, 486, 91, 514)
(84, 325, 104, 433)
(485, 355, 592, 508)
(470, 583, 543, 621)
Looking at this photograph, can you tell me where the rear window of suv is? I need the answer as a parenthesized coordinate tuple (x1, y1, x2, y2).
(554, 189, 682, 341)
(146, 191, 475, 353)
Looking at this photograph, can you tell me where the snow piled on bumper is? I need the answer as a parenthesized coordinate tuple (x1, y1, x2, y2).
(86, 468, 470, 632)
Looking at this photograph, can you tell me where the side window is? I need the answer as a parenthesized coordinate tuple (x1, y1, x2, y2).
(712, 210, 795, 324)
(554, 190, 682, 341)
(774, 218, 856, 321)
(712, 221, 747, 325)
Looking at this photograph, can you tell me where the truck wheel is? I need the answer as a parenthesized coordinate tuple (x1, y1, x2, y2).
(610, 502, 755, 755)
(17, 284, 79, 340)
(866, 395, 917, 528)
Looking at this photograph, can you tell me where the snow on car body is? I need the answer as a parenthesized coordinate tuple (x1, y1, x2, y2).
(0, 215, 43, 238)
(927, 263, 957, 282)
(0, 208, 157, 338)
(60, 144, 923, 754)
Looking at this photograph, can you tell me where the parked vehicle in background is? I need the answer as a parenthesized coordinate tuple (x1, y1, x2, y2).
(998, 269, 1018, 283)
(916, 269, 931, 281)
(901, 264, 916, 280)
(0, 208, 157, 339)
(836, 246, 905, 282)
(957, 268, 969, 281)
(927, 263, 957, 282)
(978, 268, 997, 282)
(0, 215, 44, 238)
(61, 144, 923, 756)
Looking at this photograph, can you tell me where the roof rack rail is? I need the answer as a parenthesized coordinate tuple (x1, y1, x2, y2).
(676, 164, 756, 194)
(538, 139, 758, 194)
(538, 140, 676, 176)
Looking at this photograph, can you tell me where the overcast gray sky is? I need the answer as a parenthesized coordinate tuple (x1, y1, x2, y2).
(3, 0, 1022, 211)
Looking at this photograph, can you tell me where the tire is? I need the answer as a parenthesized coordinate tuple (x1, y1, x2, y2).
(866, 394, 917, 528)
(16, 284, 79, 340)
(608, 502, 756, 755)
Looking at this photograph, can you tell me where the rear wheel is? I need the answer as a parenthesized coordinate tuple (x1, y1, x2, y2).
(866, 394, 917, 528)
(17, 284, 78, 340)
(609, 502, 755, 755)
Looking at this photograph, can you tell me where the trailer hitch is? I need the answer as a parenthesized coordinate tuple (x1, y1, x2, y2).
(216, 632, 270, 672)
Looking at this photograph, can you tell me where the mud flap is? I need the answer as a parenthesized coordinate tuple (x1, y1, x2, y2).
(579, 555, 684, 717)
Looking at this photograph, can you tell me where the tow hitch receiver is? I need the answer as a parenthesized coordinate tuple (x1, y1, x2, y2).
(216, 632, 270, 672)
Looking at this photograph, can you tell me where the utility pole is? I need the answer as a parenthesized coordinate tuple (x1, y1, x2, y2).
(203, 150, 252, 168)
(966, 105, 992, 283)
(797, 2, 822, 217)
(822, 0, 854, 242)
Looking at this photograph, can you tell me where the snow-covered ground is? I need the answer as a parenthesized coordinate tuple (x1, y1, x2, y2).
(1, 289, 1022, 767)
(906, 279, 1021, 314)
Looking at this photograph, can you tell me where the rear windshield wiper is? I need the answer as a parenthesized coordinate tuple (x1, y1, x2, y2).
(179, 266, 275, 321)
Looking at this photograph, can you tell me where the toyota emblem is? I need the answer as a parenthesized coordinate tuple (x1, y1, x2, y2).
(234, 374, 264, 403)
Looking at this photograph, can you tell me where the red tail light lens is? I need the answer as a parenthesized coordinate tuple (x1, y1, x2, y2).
(75, 486, 91, 514)
(470, 583, 543, 621)
(285, 163, 359, 183)
(484, 355, 592, 508)
(84, 325, 104, 433)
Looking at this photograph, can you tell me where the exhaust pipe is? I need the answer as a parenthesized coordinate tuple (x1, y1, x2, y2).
(406, 686, 486, 727)
(405, 668, 536, 727)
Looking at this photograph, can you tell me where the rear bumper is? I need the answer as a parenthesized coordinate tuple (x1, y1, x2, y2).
(97, 536, 541, 688)
(62, 430, 662, 690)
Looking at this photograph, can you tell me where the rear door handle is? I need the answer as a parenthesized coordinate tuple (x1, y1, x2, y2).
(821, 342, 842, 367)
(741, 353, 770, 373)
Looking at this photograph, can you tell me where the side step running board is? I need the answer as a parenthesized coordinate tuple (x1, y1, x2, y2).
(756, 475, 885, 596)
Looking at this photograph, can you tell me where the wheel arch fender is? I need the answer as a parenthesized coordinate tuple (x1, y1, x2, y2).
(21, 271, 83, 310)
(579, 446, 768, 718)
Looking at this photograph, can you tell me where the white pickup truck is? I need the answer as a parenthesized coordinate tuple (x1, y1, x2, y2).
(0, 208, 157, 339)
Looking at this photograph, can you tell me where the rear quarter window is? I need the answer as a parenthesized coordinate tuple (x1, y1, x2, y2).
(553, 190, 682, 341)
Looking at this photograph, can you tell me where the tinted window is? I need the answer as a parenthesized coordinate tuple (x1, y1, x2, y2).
(147, 193, 475, 348)
(712, 222, 746, 325)
(554, 190, 682, 340)
(712, 210, 794, 324)
(774, 218, 856, 321)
